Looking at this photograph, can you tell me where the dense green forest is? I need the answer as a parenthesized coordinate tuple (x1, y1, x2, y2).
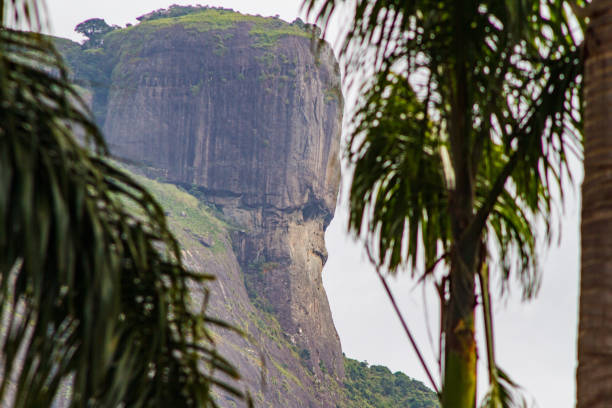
(344, 357, 439, 408)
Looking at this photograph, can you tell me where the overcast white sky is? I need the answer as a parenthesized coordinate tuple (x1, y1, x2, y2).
(45, 1, 581, 406)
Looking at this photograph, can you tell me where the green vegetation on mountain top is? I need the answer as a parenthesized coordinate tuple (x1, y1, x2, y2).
(108, 6, 313, 48)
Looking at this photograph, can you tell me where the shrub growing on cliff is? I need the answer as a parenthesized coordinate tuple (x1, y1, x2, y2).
(75, 18, 117, 48)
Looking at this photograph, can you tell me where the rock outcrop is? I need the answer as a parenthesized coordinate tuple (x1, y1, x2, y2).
(59, 7, 344, 407)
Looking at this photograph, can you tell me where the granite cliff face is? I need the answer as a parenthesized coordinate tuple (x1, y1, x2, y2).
(59, 7, 344, 407)
(101, 16, 344, 380)
(124, 175, 345, 407)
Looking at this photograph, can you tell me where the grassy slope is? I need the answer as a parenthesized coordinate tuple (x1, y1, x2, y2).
(130, 174, 227, 251)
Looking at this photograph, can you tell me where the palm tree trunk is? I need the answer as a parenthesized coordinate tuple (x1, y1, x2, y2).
(441, 3, 478, 404)
(443, 23, 478, 405)
(578, 1, 612, 406)
(442, 254, 477, 408)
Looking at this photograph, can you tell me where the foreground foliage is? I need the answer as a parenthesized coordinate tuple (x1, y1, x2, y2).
(0, 0, 248, 406)
(304, 0, 584, 406)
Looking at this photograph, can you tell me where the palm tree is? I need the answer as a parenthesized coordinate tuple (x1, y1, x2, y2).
(304, 0, 583, 406)
(0, 1, 247, 406)
(578, 1, 612, 406)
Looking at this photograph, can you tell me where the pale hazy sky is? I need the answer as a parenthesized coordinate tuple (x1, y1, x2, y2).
(45, 1, 582, 407)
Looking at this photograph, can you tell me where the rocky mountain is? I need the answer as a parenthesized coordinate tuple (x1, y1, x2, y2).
(55, 6, 438, 407)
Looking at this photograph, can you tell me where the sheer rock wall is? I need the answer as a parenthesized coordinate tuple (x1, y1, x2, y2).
(60, 9, 344, 407)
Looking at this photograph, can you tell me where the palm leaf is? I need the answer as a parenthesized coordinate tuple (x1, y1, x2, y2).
(0, 3, 250, 406)
(306, 0, 584, 406)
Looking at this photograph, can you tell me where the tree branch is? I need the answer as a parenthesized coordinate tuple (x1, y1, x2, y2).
(365, 246, 441, 396)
